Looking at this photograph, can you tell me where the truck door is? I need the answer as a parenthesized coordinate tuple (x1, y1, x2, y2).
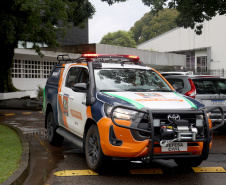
(60, 66, 89, 137)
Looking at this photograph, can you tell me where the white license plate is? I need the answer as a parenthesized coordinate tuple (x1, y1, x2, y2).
(211, 100, 225, 105)
(161, 142, 187, 152)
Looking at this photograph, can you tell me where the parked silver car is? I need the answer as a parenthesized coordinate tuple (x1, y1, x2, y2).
(164, 75, 226, 126)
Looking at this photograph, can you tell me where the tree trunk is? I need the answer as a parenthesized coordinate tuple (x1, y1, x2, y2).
(0, 42, 18, 92)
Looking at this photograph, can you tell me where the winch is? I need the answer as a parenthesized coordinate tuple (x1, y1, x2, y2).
(160, 119, 199, 147)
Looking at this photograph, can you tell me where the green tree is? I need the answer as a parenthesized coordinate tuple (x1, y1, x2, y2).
(141, 0, 226, 35)
(0, 0, 96, 92)
(130, 8, 179, 44)
(100, 30, 137, 48)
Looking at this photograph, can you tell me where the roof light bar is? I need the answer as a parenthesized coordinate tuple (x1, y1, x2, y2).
(81, 54, 140, 60)
(127, 55, 139, 59)
(82, 54, 99, 58)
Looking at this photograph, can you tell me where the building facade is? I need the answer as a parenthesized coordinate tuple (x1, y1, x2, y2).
(12, 44, 185, 92)
(58, 25, 89, 46)
(137, 14, 226, 76)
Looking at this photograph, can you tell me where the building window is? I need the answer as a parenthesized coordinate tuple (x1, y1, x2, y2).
(197, 56, 207, 72)
(185, 51, 195, 70)
(12, 59, 56, 78)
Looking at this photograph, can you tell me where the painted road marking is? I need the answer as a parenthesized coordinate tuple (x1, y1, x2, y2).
(130, 168, 163, 174)
(4, 113, 15, 116)
(54, 167, 226, 176)
(22, 112, 32, 114)
(192, 167, 226, 173)
(0, 111, 43, 116)
(54, 170, 98, 176)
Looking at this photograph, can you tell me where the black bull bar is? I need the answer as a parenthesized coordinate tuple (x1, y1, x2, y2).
(110, 106, 224, 162)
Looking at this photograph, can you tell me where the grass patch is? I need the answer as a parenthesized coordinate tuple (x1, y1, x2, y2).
(0, 124, 22, 183)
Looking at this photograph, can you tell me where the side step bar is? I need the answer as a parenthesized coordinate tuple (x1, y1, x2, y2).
(56, 127, 83, 149)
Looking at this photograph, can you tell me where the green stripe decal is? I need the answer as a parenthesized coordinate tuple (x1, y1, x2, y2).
(104, 92, 144, 110)
(43, 86, 46, 113)
(174, 92, 197, 109)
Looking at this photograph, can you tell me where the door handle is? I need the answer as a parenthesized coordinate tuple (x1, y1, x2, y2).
(59, 92, 63, 96)
(69, 96, 74, 100)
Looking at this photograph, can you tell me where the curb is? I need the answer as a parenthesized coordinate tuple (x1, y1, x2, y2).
(0, 98, 42, 110)
(1, 123, 30, 185)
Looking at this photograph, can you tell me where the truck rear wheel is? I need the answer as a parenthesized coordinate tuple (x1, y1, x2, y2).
(47, 111, 64, 146)
(174, 157, 203, 167)
(85, 124, 105, 172)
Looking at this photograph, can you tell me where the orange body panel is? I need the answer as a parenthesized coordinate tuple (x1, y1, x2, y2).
(58, 66, 68, 128)
(97, 117, 149, 157)
(97, 117, 205, 158)
(209, 118, 213, 149)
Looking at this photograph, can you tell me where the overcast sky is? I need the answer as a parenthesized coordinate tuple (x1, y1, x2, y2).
(88, 0, 151, 43)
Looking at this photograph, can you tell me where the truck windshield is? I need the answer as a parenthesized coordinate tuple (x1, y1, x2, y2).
(94, 69, 173, 92)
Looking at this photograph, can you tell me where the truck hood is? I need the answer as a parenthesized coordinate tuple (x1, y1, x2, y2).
(98, 92, 199, 110)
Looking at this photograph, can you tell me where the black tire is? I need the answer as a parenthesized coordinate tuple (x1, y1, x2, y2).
(174, 157, 203, 167)
(46, 111, 64, 146)
(85, 124, 105, 172)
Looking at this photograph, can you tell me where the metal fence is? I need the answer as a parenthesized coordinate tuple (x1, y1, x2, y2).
(187, 69, 225, 77)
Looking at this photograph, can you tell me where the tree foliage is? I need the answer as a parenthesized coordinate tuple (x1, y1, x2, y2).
(0, 0, 95, 52)
(100, 30, 137, 48)
(130, 8, 179, 44)
(0, 0, 96, 92)
(141, 0, 226, 35)
(103, 0, 226, 34)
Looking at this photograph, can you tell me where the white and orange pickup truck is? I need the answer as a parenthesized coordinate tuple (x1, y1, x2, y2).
(43, 54, 224, 172)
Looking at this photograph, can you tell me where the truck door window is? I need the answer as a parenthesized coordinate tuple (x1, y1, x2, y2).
(47, 67, 62, 83)
(66, 67, 80, 88)
(78, 68, 89, 85)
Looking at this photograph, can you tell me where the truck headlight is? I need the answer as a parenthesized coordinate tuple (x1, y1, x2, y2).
(104, 104, 138, 121)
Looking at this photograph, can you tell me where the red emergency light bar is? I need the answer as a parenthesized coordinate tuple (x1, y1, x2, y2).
(81, 54, 140, 60)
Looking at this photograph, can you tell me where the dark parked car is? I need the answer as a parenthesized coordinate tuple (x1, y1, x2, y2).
(164, 75, 226, 125)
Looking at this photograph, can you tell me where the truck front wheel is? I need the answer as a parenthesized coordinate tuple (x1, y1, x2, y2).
(46, 111, 64, 146)
(85, 124, 105, 172)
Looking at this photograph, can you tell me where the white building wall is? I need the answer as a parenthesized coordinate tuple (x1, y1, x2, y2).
(96, 44, 186, 67)
(138, 14, 226, 70)
(13, 49, 81, 93)
(12, 78, 47, 91)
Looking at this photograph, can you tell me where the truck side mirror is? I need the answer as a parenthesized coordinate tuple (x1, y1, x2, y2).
(72, 83, 87, 92)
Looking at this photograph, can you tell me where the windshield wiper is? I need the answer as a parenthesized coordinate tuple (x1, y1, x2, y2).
(125, 89, 145, 91)
(100, 90, 121, 92)
(149, 89, 174, 92)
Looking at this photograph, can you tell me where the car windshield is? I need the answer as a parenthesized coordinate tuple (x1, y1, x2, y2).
(193, 78, 226, 94)
(94, 69, 173, 92)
